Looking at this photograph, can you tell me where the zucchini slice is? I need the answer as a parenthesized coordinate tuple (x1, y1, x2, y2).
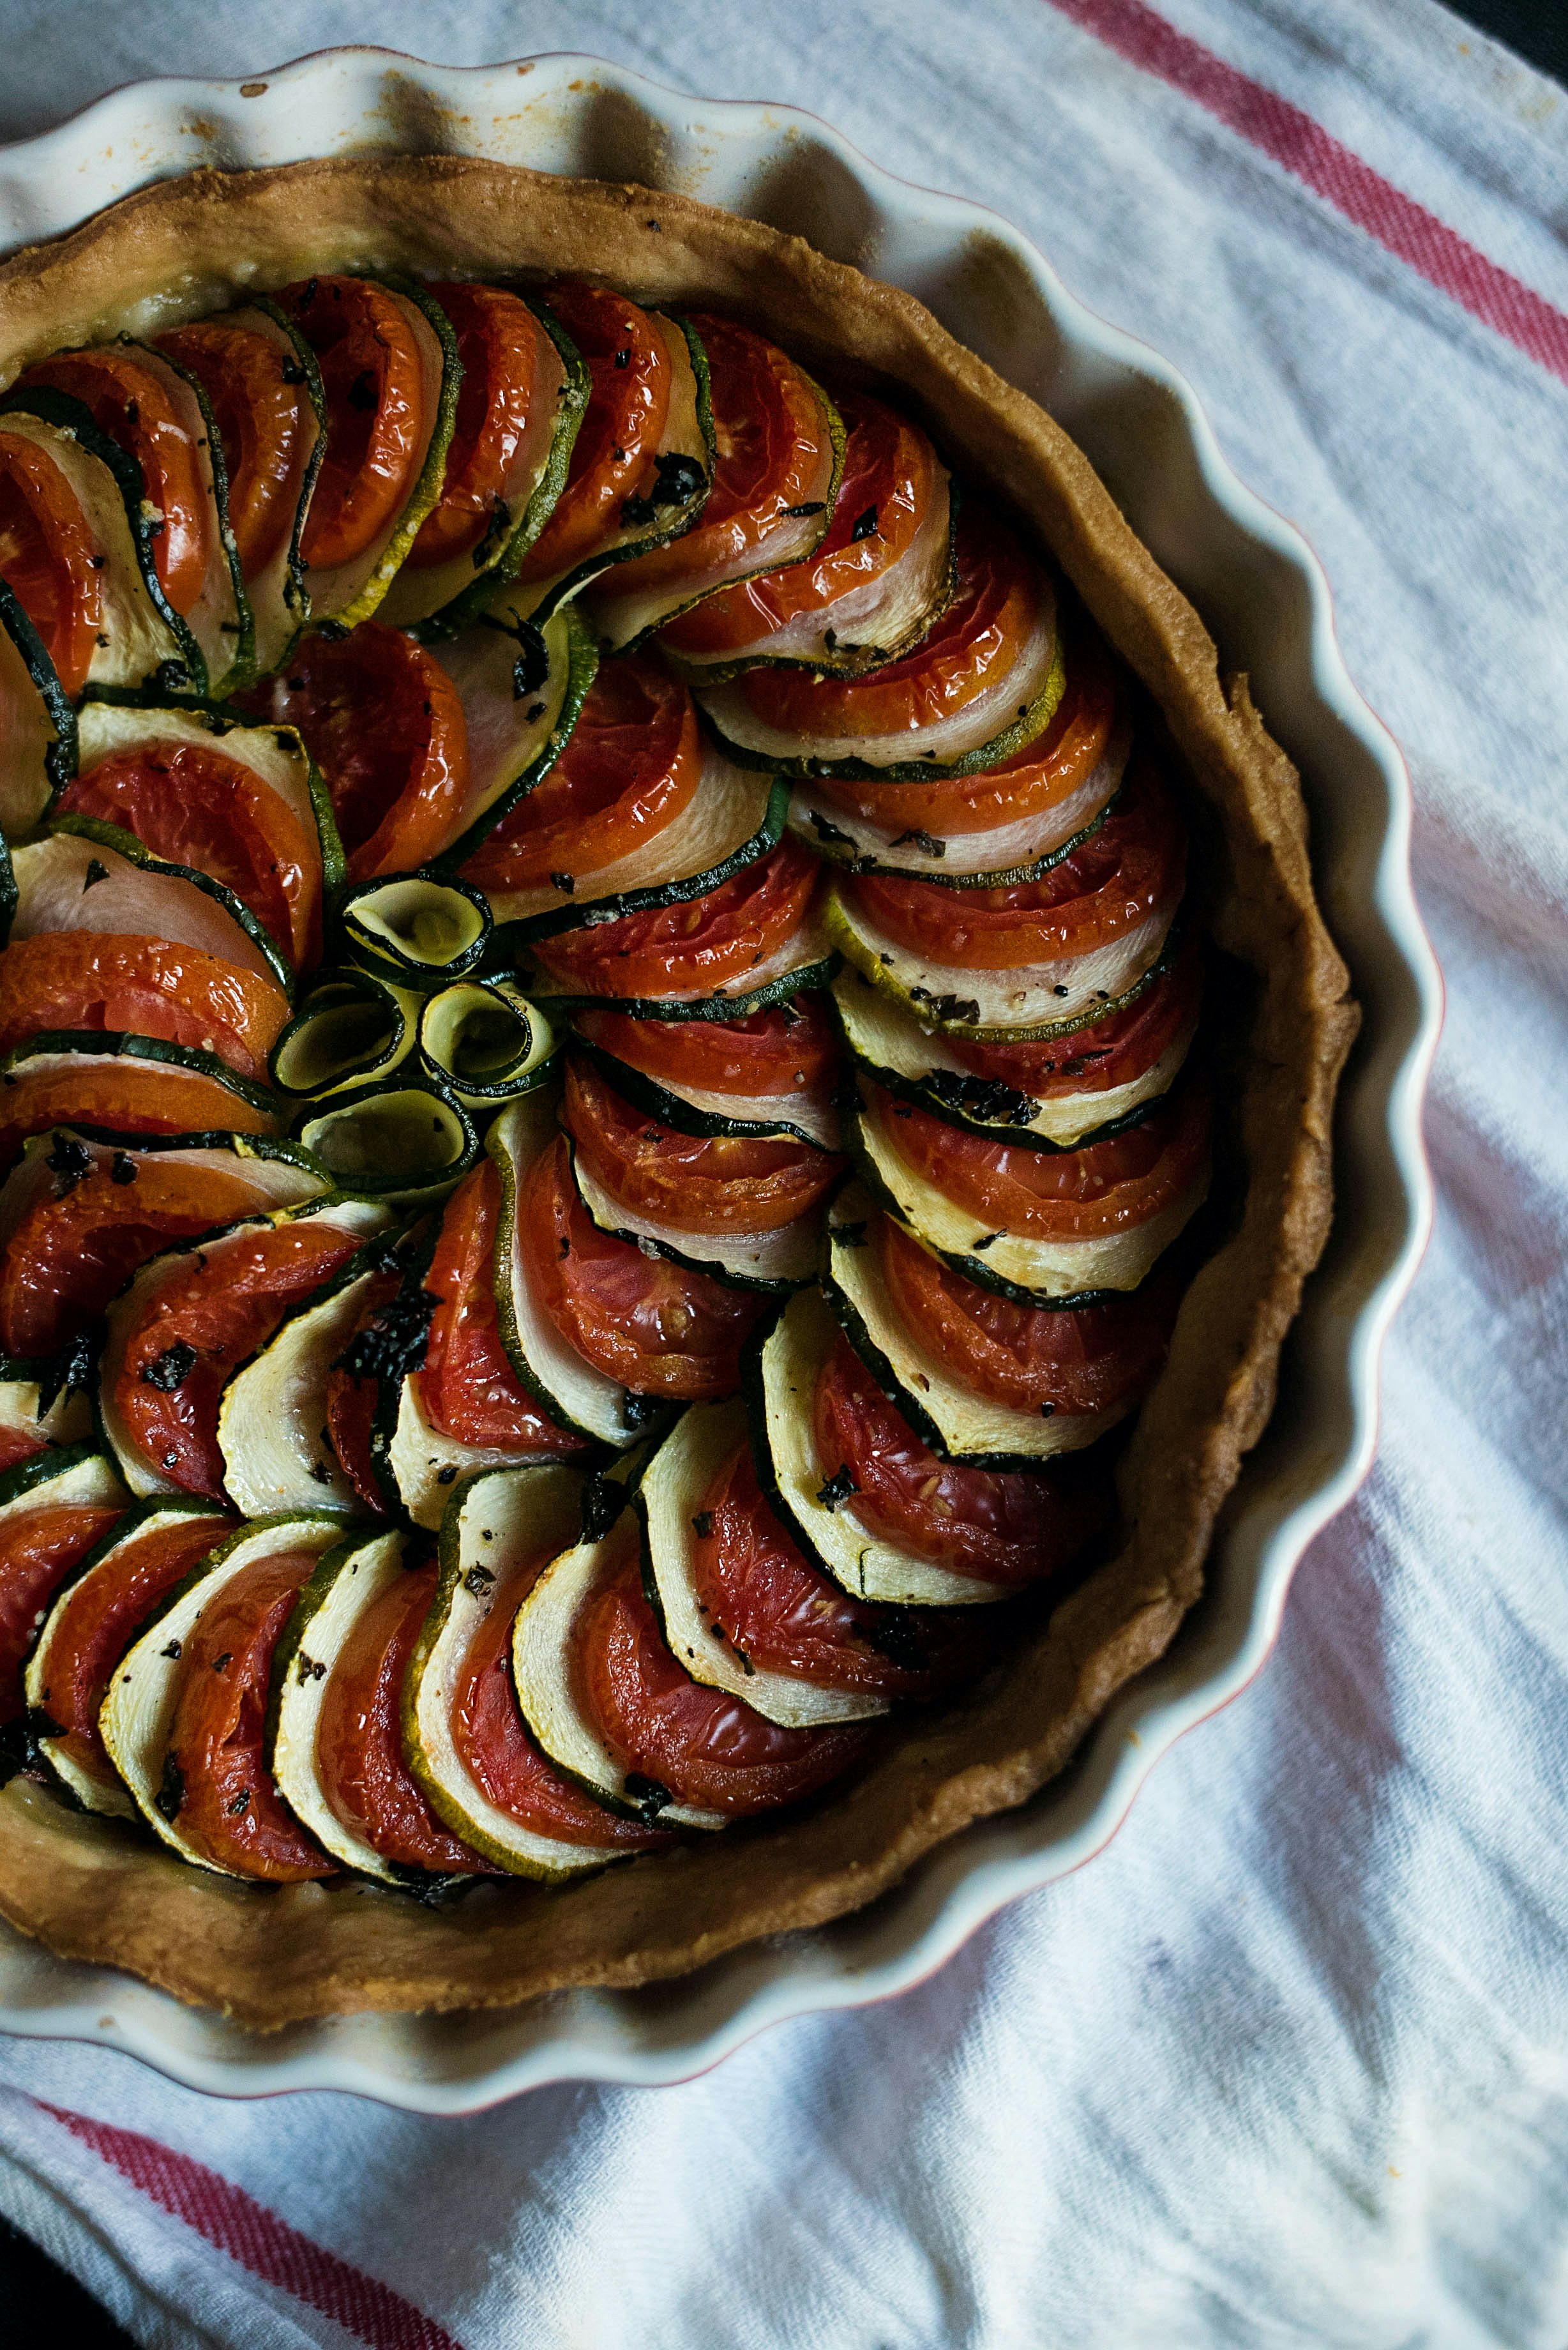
(0, 1032, 280, 1165)
(569, 1032, 838, 1153)
(0, 1439, 123, 1524)
(749, 1287, 1014, 1605)
(99, 1511, 347, 1874)
(417, 978, 556, 1106)
(117, 338, 253, 697)
(829, 964, 1196, 1151)
(338, 872, 492, 992)
(486, 1090, 672, 1450)
(384, 1368, 587, 1535)
(12, 824, 292, 999)
(567, 1131, 824, 1294)
(270, 969, 421, 1102)
(405, 1461, 647, 1875)
(0, 1354, 93, 1452)
(426, 607, 598, 870)
(0, 579, 76, 838)
(486, 762, 788, 943)
(295, 1076, 478, 1207)
(638, 1396, 882, 1727)
(510, 1499, 725, 1831)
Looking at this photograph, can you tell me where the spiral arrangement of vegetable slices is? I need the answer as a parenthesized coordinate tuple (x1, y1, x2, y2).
(0, 270, 1213, 1890)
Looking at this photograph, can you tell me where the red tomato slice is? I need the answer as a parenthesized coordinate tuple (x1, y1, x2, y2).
(322, 1264, 403, 1517)
(114, 1218, 363, 1497)
(948, 932, 1202, 1100)
(877, 1214, 1182, 1418)
(562, 1056, 842, 1236)
(452, 1578, 667, 1849)
(519, 1133, 770, 1400)
(516, 283, 674, 584)
(0, 1502, 123, 1721)
(419, 1161, 593, 1457)
(407, 283, 543, 568)
(0, 1429, 47, 1473)
(461, 653, 701, 897)
(0, 932, 289, 1084)
(56, 738, 321, 968)
(316, 1558, 491, 1874)
(531, 834, 820, 1001)
(661, 391, 935, 657)
(0, 430, 101, 694)
(0, 1063, 275, 1173)
(693, 1443, 994, 1694)
(0, 1153, 283, 1359)
(739, 506, 1039, 743)
(608, 313, 832, 598)
(575, 992, 840, 1100)
(849, 760, 1185, 971)
(162, 1546, 335, 1880)
(868, 1079, 1210, 1241)
(817, 626, 1116, 837)
(20, 347, 211, 614)
(156, 319, 310, 579)
(815, 1335, 1103, 1582)
(259, 622, 469, 881)
(37, 1510, 234, 1785)
(575, 1553, 869, 1816)
(272, 276, 427, 572)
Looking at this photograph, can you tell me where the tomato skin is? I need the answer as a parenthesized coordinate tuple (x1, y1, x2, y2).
(56, 738, 321, 968)
(562, 1057, 843, 1236)
(0, 933, 288, 1084)
(419, 1162, 592, 1457)
(257, 622, 469, 881)
(519, 1133, 769, 1400)
(460, 653, 701, 897)
(869, 1078, 1210, 1241)
(316, 1559, 491, 1874)
(0, 1503, 123, 1722)
(36, 1511, 234, 1785)
(576, 1555, 869, 1816)
(273, 276, 427, 572)
(877, 1214, 1182, 1418)
(517, 283, 673, 584)
(0, 1065, 275, 1174)
(322, 1265, 403, 1518)
(693, 1444, 993, 1694)
(947, 934, 1202, 1102)
(531, 835, 820, 1001)
(0, 430, 102, 694)
(575, 992, 840, 1100)
(114, 1219, 363, 1497)
(162, 1547, 334, 1881)
(407, 283, 542, 568)
(156, 319, 309, 579)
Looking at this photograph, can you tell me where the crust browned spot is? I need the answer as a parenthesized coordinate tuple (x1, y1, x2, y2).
(0, 156, 1356, 2024)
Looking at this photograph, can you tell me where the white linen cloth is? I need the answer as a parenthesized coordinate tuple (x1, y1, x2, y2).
(0, 1, 1565, 2342)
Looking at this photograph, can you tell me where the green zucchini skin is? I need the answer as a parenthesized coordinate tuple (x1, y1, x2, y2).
(0, 1026, 280, 1118)
(245, 296, 329, 667)
(336, 871, 494, 992)
(45, 809, 296, 999)
(269, 967, 422, 1102)
(125, 335, 255, 697)
(568, 1036, 835, 1153)
(0, 579, 77, 833)
(294, 1072, 479, 1206)
(528, 952, 839, 1027)
(427, 605, 599, 876)
(562, 1128, 829, 1296)
(790, 776, 1122, 894)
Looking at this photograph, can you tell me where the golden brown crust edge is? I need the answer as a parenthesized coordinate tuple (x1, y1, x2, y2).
(0, 156, 1357, 2023)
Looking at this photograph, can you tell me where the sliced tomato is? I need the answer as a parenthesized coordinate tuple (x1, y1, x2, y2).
(419, 1161, 592, 1456)
(114, 1218, 363, 1497)
(661, 391, 935, 657)
(56, 738, 322, 967)
(607, 313, 833, 599)
(0, 1501, 123, 1720)
(519, 1133, 769, 1400)
(948, 932, 1202, 1101)
(0, 1063, 275, 1173)
(272, 276, 427, 572)
(575, 1553, 869, 1816)
(316, 1558, 491, 1874)
(156, 319, 310, 579)
(516, 283, 673, 584)
(849, 760, 1185, 970)
(693, 1443, 993, 1694)
(815, 1335, 1103, 1582)
(460, 652, 701, 895)
(407, 283, 544, 569)
(877, 1214, 1181, 1418)
(0, 932, 289, 1084)
(0, 1429, 47, 1473)
(738, 507, 1039, 743)
(322, 1264, 403, 1517)
(257, 621, 469, 881)
(0, 430, 101, 694)
(37, 1509, 234, 1785)
(20, 346, 211, 613)
(452, 1577, 667, 1849)
(162, 1545, 335, 1880)
(817, 626, 1116, 837)
(563, 1057, 840, 1237)
(869, 1079, 1210, 1241)
(575, 992, 840, 1100)
(531, 834, 820, 1001)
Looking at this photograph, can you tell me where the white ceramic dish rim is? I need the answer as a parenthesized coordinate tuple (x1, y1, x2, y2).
(0, 48, 1442, 2112)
